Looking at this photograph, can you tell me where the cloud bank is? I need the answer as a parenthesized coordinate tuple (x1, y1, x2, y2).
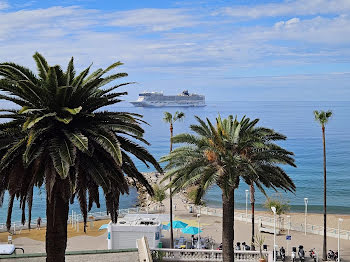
(0, 0, 348, 101)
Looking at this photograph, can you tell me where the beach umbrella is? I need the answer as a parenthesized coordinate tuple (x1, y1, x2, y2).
(168, 220, 188, 229)
(182, 226, 202, 235)
(98, 224, 109, 231)
(162, 224, 170, 230)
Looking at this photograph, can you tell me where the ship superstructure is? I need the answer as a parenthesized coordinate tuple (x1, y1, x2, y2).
(130, 90, 205, 107)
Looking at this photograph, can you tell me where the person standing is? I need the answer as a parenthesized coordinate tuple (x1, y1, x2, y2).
(37, 217, 42, 230)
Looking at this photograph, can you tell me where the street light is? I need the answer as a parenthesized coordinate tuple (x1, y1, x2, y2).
(271, 206, 277, 262)
(245, 189, 249, 223)
(338, 218, 343, 262)
(197, 214, 201, 249)
(304, 198, 308, 235)
(286, 215, 291, 256)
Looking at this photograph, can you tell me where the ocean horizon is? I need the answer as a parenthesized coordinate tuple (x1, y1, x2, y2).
(1, 100, 350, 223)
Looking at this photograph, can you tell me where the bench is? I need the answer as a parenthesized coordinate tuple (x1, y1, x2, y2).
(259, 226, 281, 235)
(0, 244, 24, 255)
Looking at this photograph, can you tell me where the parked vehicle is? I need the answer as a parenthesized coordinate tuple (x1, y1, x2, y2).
(309, 248, 317, 262)
(328, 250, 339, 261)
(298, 245, 305, 262)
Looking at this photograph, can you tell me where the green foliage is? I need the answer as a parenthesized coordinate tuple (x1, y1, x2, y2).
(152, 184, 167, 204)
(152, 250, 165, 261)
(264, 194, 290, 216)
(163, 111, 185, 124)
(0, 53, 162, 232)
(161, 115, 296, 200)
(314, 110, 333, 126)
(253, 234, 265, 258)
(185, 185, 205, 205)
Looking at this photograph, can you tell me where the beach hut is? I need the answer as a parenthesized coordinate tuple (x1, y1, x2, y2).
(107, 214, 164, 250)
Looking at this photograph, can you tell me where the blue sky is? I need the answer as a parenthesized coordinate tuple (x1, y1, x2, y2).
(0, 0, 349, 101)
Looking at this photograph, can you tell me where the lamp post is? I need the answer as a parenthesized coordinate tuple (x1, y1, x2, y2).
(286, 215, 291, 256)
(197, 213, 201, 249)
(338, 218, 343, 262)
(271, 206, 277, 262)
(245, 189, 249, 223)
(304, 198, 308, 235)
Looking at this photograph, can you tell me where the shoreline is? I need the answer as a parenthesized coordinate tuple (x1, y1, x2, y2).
(143, 172, 350, 231)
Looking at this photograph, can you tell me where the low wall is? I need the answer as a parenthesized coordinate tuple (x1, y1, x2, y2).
(0, 249, 138, 262)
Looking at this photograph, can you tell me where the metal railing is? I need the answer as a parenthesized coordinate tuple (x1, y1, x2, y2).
(189, 205, 350, 241)
(2, 204, 350, 242)
(0, 206, 157, 233)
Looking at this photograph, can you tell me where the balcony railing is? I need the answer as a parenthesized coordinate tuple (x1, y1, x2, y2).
(151, 248, 273, 262)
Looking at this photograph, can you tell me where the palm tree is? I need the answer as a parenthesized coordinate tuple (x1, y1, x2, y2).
(163, 111, 185, 248)
(314, 110, 332, 260)
(161, 115, 295, 262)
(264, 194, 290, 229)
(241, 127, 296, 250)
(0, 53, 161, 262)
(152, 184, 167, 212)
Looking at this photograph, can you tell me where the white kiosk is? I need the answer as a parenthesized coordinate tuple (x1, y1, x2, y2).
(107, 214, 165, 250)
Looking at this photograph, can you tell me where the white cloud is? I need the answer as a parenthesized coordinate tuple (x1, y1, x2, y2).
(108, 8, 198, 32)
(270, 15, 350, 45)
(0, 4, 349, 101)
(215, 0, 350, 18)
(0, 1, 9, 10)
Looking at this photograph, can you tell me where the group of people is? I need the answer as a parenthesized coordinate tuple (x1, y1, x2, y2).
(235, 242, 251, 250)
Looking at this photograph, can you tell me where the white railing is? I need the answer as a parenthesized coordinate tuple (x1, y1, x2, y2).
(0, 206, 158, 233)
(151, 248, 272, 261)
(188, 205, 350, 241)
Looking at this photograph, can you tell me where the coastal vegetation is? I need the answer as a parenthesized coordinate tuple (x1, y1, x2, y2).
(0, 53, 161, 262)
(313, 110, 333, 260)
(161, 115, 296, 262)
(163, 111, 185, 248)
(152, 184, 167, 212)
(264, 195, 290, 216)
(185, 185, 205, 205)
(264, 195, 290, 229)
(253, 234, 266, 262)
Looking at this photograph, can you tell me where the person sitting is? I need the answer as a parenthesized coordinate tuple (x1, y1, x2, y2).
(235, 242, 241, 250)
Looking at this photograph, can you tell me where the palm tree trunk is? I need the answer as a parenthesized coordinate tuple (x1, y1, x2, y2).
(322, 125, 327, 260)
(222, 189, 234, 262)
(250, 183, 255, 250)
(46, 179, 69, 262)
(169, 123, 174, 249)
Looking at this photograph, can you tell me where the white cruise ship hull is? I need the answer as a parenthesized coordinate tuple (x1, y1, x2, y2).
(131, 90, 206, 107)
(130, 101, 206, 107)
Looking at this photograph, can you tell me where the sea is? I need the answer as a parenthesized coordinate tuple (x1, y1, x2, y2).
(1, 101, 350, 223)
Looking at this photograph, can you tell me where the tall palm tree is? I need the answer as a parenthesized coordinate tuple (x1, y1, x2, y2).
(161, 115, 295, 262)
(0, 53, 161, 262)
(314, 110, 332, 260)
(163, 111, 184, 248)
(241, 127, 297, 250)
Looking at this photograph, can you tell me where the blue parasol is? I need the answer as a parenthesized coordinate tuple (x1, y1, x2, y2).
(167, 220, 188, 229)
(182, 226, 202, 235)
(98, 224, 109, 231)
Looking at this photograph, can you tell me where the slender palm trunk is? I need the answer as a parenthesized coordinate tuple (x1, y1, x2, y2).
(250, 183, 255, 250)
(222, 189, 234, 262)
(169, 124, 174, 249)
(322, 125, 327, 260)
(46, 179, 69, 262)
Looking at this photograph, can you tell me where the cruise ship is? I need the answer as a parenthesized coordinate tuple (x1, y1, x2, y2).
(130, 90, 206, 107)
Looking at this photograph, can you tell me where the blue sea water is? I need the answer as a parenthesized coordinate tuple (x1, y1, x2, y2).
(1, 101, 350, 223)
